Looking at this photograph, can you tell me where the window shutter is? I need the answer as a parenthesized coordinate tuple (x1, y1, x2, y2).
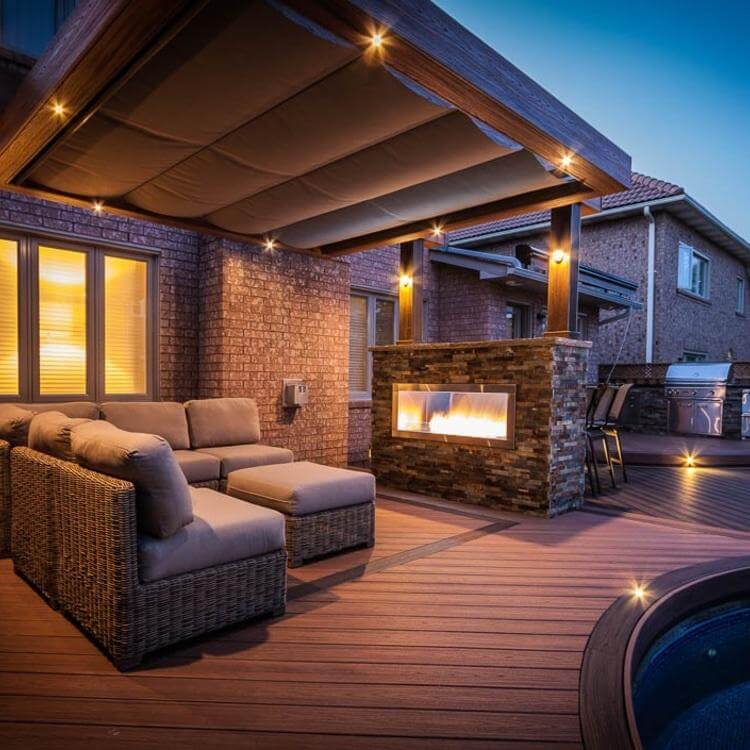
(0, 239, 19, 395)
(677, 242, 692, 290)
(349, 296, 368, 392)
(38, 246, 87, 395)
(105, 255, 148, 394)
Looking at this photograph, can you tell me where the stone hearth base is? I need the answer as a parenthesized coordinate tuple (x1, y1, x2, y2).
(370, 337, 590, 517)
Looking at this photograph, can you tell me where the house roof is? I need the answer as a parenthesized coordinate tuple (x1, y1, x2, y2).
(429, 245, 641, 310)
(450, 171, 750, 266)
(450, 172, 683, 240)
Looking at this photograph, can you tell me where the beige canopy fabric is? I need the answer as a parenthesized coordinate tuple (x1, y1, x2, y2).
(27, 0, 568, 249)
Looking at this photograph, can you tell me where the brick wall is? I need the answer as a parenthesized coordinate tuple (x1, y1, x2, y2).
(370, 338, 590, 517)
(653, 212, 750, 362)
(0, 190, 201, 401)
(197, 238, 350, 466)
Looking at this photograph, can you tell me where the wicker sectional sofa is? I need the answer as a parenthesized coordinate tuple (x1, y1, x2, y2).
(7, 413, 287, 670)
(0, 398, 293, 558)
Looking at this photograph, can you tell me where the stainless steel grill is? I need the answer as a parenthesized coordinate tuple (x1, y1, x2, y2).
(665, 362, 732, 437)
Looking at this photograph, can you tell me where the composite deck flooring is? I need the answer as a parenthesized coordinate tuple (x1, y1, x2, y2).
(2, 473, 750, 749)
(587, 465, 750, 532)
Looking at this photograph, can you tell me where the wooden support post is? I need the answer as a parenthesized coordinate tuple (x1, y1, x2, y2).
(545, 203, 581, 339)
(398, 239, 424, 344)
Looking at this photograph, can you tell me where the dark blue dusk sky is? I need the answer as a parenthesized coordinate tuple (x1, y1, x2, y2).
(434, 0, 750, 240)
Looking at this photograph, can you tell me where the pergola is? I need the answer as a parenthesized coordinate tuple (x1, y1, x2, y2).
(0, 0, 630, 340)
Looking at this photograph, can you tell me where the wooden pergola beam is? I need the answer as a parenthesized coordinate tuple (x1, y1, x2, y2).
(321, 181, 595, 256)
(397, 239, 424, 343)
(0, 0, 206, 184)
(544, 203, 581, 339)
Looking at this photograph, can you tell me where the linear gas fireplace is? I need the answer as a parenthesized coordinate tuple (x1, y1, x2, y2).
(392, 383, 516, 448)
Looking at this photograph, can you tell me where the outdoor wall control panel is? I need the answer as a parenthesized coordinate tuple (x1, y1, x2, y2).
(283, 379, 308, 408)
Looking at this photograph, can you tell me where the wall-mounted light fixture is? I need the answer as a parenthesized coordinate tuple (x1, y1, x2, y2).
(551, 248, 567, 264)
(399, 273, 413, 288)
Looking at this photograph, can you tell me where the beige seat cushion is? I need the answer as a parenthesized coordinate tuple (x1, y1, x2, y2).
(227, 461, 376, 516)
(28, 411, 91, 462)
(196, 443, 293, 478)
(17, 401, 100, 420)
(173, 449, 221, 484)
(101, 401, 190, 450)
(71, 421, 193, 539)
(0, 404, 34, 446)
(138, 487, 285, 582)
(185, 397, 261, 448)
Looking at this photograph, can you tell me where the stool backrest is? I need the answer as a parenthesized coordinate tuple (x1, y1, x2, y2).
(607, 383, 634, 424)
(592, 386, 617, 425)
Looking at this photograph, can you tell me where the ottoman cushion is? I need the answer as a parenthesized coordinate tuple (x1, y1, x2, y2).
(196, 443, 293, 478)
(227, 461, 375, 516)
(173, 449, 221, 484)
(138, 487, 285, 582)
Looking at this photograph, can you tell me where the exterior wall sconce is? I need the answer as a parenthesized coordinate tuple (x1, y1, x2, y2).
(400, 273, 413, 288)
(551, 248, 567, 264)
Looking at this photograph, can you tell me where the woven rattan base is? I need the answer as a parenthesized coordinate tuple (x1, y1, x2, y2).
(0, 440, 9, 558)
(286, 502, 375, 567)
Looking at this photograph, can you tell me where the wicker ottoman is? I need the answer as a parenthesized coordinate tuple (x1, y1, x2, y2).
(226, 461, 375, 567)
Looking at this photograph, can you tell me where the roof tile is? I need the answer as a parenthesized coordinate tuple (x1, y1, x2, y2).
(449, 172, 684, 241)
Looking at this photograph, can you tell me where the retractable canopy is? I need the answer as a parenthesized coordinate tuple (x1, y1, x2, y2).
(0, 0, 631, 254)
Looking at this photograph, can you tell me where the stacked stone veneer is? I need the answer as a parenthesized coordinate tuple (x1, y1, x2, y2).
(371, 337, 590, 516)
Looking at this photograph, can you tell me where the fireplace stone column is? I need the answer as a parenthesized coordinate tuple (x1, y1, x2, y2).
(370, 337, 590, 517)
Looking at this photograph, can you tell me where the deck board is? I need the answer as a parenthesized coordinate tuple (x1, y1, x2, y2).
(2, 476, 750, 748)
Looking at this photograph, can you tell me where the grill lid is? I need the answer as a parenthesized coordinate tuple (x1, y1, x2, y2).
(665, 362, 732, 384)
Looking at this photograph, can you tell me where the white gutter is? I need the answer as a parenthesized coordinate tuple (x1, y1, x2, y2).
(644, 206, 656, 363)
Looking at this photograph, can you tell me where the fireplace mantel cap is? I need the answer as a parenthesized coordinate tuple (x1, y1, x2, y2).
(370, 337, 592, 353)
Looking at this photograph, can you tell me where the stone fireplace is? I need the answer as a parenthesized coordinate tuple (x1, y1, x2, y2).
(371, 337, 590, 517)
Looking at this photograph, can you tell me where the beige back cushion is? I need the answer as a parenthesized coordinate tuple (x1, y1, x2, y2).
(28, 411, 91, 462)
(17, 401, 100, 420)
(185, 398, 261, 449)
(71, 420, 193, 539)
(101, 401, 190, 451)
(0, 404, 34, 446)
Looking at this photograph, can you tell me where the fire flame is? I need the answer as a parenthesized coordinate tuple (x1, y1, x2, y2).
(397, 391, 507, 440)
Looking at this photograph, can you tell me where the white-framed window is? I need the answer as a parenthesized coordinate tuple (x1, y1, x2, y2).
(677, 242, 710, 299)
(349, 291, 397, 398)
(737, 277, 746, 315)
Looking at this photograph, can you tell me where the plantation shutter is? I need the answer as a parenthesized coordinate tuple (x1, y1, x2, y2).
(0, 239, 19, 395)
(38, 246, 87, 395)
(349, 295, 368, 392)
(677, 242, 692, 290)
(104, 255, 148, 394)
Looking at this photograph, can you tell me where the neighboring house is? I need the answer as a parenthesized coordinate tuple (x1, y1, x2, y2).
(451, 173, 750, 368)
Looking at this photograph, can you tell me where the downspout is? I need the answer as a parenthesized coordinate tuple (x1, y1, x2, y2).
(644, 206, 656, 363)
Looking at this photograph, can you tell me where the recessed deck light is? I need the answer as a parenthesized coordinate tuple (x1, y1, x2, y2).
(631, 583, 648, 602)
(371, 32, 384, 48)
(431, 223, 444, 238)
(560, 154, 573, 170)
(51, 101, 66, 117)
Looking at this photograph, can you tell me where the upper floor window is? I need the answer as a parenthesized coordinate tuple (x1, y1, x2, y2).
(0, 232, 157, 402)
(737, 277, 746, 315)
(677, 242, 710, 300)
(0, 0, 77, 58)
(349, 291, 397, 398)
